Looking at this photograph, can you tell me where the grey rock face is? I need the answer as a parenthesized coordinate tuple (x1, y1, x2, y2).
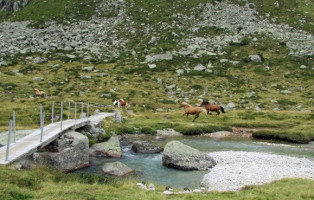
(90, 136, 122, 158)
(132, 140, 163, 153)
(102, 161, 134, 176)
(162, 141, 216, 170)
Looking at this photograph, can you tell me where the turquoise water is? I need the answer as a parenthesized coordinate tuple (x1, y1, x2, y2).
(78, 136, 314, 189)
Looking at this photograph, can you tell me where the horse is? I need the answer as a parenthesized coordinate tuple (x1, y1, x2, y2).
(179, 102, 205, 121)
(200, 100, 225, 116)
(112, 99, 128, 109)
(34, 88, 45, 97)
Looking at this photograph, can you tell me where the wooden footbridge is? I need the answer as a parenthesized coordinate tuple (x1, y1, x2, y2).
(0, 101, 115, 166)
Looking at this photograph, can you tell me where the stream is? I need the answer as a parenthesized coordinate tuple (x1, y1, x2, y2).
(77, 136, 314, 189)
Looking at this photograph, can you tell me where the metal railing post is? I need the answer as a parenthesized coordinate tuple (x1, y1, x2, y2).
(87, 103, 89, 118)
(74, 103, 77, 127)
(13, 111, 16, 143)
(68, 101, 70, 120)
(60, 102, 63, 130)
(5, 120, 12, 161)
(40, 112, 45, 142)
(51, 101, 54, 123)
(81, 102, 83, 118)
(40, 104, 43, 142)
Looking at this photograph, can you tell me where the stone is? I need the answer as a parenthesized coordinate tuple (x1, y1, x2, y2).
(145, 53, 173, 63)
(32, 77, 44, 81)
(82, 66, 95, 71)
(162, 141, 216, 170)
(248, 55, 262, 63)
(33, 57, 47, 64)
(194, 64, 206, 71)
(300, 65, 307, 69)
(102, 162, 134, 176)
(131, 141, 163, 153)
(280, 90, 291, 94)
(156, 128, 182, 136)
(226, 103, 236, 110)
(176, 69, 184, 76)
(148, 64, 157, 69)
(90, 136, 122, 158)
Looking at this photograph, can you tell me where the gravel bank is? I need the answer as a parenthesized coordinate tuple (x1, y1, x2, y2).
(202, 151, 314, 192)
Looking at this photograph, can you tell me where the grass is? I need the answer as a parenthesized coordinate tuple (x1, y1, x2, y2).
(101, 110, 314, 143)
(0, 166, 313, 200)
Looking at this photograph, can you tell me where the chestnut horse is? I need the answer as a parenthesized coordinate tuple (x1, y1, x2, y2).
(200, 100, 225, 116)
(179, 102, 205, 121)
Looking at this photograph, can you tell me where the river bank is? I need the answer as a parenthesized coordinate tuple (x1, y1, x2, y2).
(202, 151, 314, 192)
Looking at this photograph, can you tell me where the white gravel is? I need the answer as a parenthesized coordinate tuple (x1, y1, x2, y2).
(202, 151, 314, 192)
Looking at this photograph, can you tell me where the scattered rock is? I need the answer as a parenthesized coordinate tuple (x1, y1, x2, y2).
(156, 128, 182, 136)
(132, 140, 163, 153)
(162, 141, 216, 170)
(102, 161, 134, 176)
(90, 136, 122, 158)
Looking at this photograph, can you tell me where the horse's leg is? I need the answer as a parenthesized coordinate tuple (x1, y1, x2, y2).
(216, 111, 220, 116)
(193, 114, 199, 122)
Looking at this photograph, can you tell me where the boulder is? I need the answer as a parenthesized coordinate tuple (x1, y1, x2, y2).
(162, 141, 216, 170)
(18, 131, 89, 171)
(102, 162, 134, 176)
(132, 141, 163, 153)
(90, 136, 122, 158)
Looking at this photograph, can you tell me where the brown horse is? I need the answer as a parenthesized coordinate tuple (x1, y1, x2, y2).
(200, 100, 225, 116)
(179, 102, 204, 121)
(34, 88, 45, 97)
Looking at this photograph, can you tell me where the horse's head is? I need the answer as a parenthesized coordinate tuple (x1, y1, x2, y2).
(112, 99, 119, 106)
(179, 102, 190, 108)
(34, 88, 39, 91)
(201, 100, 209, 106)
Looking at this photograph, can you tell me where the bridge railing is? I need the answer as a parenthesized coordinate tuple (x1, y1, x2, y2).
(2, 99, 105, 162)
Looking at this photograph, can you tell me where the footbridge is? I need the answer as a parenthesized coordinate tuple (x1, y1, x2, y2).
(0, 101, 115, 166)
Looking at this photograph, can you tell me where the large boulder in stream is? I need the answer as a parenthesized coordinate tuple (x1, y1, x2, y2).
(162, 141, 216, 170)
(90, 136, 122, 158)
(132, 140, 163, 153)
(102, 162, 134, 176)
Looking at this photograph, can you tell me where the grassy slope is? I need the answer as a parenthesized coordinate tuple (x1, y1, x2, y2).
(0, 166, 313, 200)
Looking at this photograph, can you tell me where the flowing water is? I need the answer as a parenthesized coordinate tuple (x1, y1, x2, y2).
(78, 136, 314, 189)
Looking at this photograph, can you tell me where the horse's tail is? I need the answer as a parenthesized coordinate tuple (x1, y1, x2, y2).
(220, 106, 225, 113)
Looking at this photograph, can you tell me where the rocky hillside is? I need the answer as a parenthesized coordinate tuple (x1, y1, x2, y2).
(0, 0, 313, 116)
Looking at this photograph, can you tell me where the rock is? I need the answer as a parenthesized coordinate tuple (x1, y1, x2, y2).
(32, 77, 44, 81)
(33, 57, 47, 64)
(82, 66, 95, 71)
(300, 65, 307, 69)
(226, 103, 236, 110)
(17, 131, 89, 171)
(148, 64, 156, 69)
(81, 75, 91, 79)
(66, 54, 76, 59)
(162, 141, 216, 170)
(102, 161, 134, 176)
(248, 55, 262, 63)
(90, 136, 122, 158)
(280, 90, 291, 94)
(176, 69, 184, 76)
(145, 53, 173, 63)
(0, 61, 7, 66)
(131, 141, 163, 153)
(156, 128, 182, 136)
(194, 64, 206, 71)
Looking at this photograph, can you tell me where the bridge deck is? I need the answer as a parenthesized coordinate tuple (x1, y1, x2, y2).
(0, 118, 90, 166)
